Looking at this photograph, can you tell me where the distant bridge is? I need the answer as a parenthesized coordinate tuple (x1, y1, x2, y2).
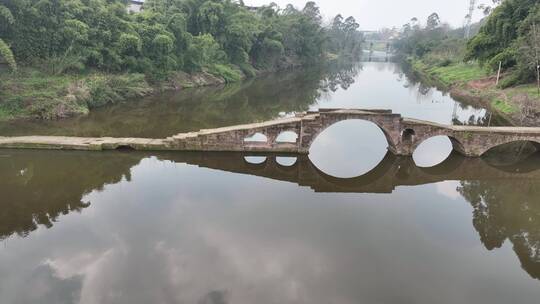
(2, 109, 540, 157)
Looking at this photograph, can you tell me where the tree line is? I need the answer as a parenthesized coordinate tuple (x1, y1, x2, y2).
(0, 0, 364, 81)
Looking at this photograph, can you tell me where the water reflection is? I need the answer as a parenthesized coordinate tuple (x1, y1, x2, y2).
(0, 61, 506, 139)
(0, 61, 534, 303)
(3, 149, 540, 285)
(0, 62, 361, 138)
(413, 136, 453, 167)
(0, 151, 139, 239)
(459, 178, 540, 280)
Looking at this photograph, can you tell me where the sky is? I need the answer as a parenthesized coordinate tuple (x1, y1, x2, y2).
(245, 0, 492, 31)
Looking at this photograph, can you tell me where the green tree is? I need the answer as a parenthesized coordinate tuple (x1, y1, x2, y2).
(0, 38, 16, 71)
(426, 12, 440, 30)
(0, 4, 16, 71)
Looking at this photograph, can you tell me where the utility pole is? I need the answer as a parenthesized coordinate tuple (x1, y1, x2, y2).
(496, 61, 502, 85)
(464, 0, 477, 39)
(452, 101, 458, 121)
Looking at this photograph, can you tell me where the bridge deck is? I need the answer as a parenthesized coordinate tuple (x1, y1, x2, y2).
(0, 136, 169, 151)
(403, 117, 540, 133)
(1, 109, 540, 155)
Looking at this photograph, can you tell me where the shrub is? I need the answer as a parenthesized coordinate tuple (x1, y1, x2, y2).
(208, 64, 242, 83)
(237, 62, 256, 78)
(487, 48, 517, 71)
(86, 74, 152, 108)
(0, 39, 17, 72)
(118, 34, 142, 56)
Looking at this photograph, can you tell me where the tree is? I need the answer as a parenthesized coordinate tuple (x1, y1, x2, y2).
(0, 4, 16, 71)
(478, 0, 503, 16)
(0, 0, 359, 81)
(466, 0, 537, 65)
(426, 13, 440, 30)
(0, 38, 16, 71)
(302, 1, 322, 25)
(519, 23, 540, 94)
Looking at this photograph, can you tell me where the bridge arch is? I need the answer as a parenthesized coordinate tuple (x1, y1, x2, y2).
(244, 132, 269, 143)
(276, 156, 298, 167)
(115, 144, 136, 151)
(401, 128, 416, 144)
(411, 135, 467, 156)
(307, 151, 399, 192)
(275, 131, 299, 144)
(243, 156, 268, 166)
(304, 117, 399, 153)
(478, 139, 540, 157)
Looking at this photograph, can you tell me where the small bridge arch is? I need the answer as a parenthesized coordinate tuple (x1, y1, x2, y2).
(407, 134, 467, 156)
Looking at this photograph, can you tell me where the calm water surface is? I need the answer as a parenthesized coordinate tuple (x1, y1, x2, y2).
(1, 62, 539, 304)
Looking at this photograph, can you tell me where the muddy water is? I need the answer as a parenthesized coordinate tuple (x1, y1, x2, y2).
(1, 62, 539, 304)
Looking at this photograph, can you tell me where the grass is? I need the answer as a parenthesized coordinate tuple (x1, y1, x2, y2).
(427, 63, 487, 86)
(411, 59, 487, 87)
(491, 99, 518, 114)
(409, 58, 540, 121)
(0, 69, 153, 120)
(513, 84, 540, 99)
(0, 69, 76, 119)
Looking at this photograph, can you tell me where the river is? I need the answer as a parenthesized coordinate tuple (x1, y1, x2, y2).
(1, 61, 539, 303)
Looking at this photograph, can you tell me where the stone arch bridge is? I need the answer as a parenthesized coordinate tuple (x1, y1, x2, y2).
(2, 108, 540, 157)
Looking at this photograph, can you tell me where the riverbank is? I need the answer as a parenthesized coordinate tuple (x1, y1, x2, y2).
(0, 67, 241, 121)
(0, 53, 315, 122)
(408, 58, 540, 126)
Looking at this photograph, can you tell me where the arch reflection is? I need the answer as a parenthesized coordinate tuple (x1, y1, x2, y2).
(3, 149, 540, 280)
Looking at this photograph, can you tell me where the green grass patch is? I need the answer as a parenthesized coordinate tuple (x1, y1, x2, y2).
(491, 99, 518, 114)
(0, 69, 76, 118)
(0, 68, 153, 120)
(427, 63, 487, 86)
(410, 59, 487, 87)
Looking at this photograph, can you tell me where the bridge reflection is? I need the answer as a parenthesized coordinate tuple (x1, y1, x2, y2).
(2, 149, 540, 280)
(157, 151, 540, 194)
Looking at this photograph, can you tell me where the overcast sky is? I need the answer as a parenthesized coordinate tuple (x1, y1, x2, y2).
(245, 0, 491, 31)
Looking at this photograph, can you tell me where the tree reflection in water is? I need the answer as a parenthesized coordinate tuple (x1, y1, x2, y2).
(2, 148, 540, 280)
(459, 178, 540, 279)
(0, 150, 141, 240)
(0, 62, 362, 138)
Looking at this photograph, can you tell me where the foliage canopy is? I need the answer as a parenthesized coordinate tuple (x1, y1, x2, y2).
(0, 0, 363, 81)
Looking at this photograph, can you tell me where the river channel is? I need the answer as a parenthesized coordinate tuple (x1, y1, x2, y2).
(1, 61, 539, 303)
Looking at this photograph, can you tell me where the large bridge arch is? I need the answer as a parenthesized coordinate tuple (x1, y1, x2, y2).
(301, 115, 400, 154)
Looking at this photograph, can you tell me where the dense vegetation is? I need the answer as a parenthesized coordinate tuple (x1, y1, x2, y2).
(393, 13, 478, 69)
(0, 0, 363, 120)
(392, 0, 540, 124)
(466, 0, 540, 87)
(0, 0, 363, 79)
(394, 0, 540, 89)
